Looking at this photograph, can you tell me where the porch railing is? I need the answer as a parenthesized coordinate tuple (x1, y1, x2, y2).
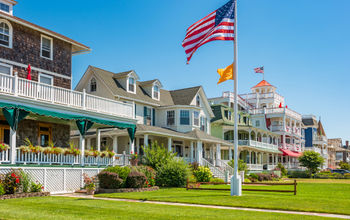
(267, 164, 277, 170)
(216, 159, 234, 175)
(0, 149, 10, 164)
(227, 139, 279, 151)
(247, 164, 263, 170)
(0, 73, 134, 119)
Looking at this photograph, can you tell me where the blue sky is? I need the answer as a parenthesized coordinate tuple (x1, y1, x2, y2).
(15, 0, 350, 142)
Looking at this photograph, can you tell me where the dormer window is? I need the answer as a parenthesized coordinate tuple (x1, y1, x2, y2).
(0, 20, 12, 48)
(196, 95, 200, 107)
(90, 78, 96, 92)
(153, 85, 159, 99)
(0, 2, 10, 13)
(128, 77, 135, 93)
(41, 35, 53, 60)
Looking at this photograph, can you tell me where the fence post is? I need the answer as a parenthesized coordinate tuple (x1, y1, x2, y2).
(294, 180, 297, 195)
(13, 72, 18, 96)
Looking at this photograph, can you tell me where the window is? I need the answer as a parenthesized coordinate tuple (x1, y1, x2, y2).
(41, 35, 53, 59)
(38, 123, 52, 147)
(167, 110, 175, 126)
(0, 21, 11, 47)
(0, 3, 9, 13)
(193, 111, 199, 126)
(0, 63, 11, 75)
(196, 95, 200, 107)
(255, 120, 260, 127)
(200, 116, 207, 131)
(39, 73, 53, 85)
(90, 78, 97, 92)
(144, 107, 152, 125)
(153, 85, 159, 99)
(128, 77, 135, 93)
(0, 124, 10, 145)
(224, 110, 232, 120)
(180, 110, 190, 125)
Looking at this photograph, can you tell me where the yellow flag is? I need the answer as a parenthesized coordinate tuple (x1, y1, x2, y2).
(217, 63, 235, 84)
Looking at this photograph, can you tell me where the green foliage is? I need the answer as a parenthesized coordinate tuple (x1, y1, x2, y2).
(126, 171, 147, 188)
(339, 162, 350, 171)
(277, 163, 288, 176)
(313, 171, 350, 179)
(248, 173, 259, 182)
(142, 142, 176, 170)
(132, 166, 156, 187)
(20, 171, 31, 193)
(299, 151, 325, 174)
(156, 159, 190, 187)
(193, 166, 212, 182)
(4, 169, 22, 194)
(97, 171, 123, 189)
(103, 166, 131, 182)
(210, 177, 225, 183)
(0, 184, 4, 196)
(288, 171, 311, 178)
(228, 159, 247, 172)
(30, 182, 43, 192)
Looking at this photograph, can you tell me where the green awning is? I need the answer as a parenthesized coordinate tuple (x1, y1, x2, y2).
(2, 107, 30, 131)
(0, 102, 136, 141)
(76, 120, 94, 137)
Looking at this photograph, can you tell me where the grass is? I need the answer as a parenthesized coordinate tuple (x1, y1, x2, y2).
(0, 196, 330, 220)
(96, 179, 350, 215)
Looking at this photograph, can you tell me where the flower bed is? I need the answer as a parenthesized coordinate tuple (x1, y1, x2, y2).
(0, 192, 50, 200)
(97, 186, 159, 194)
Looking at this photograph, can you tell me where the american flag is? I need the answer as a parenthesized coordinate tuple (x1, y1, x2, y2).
(254, 66, 264, 73)
(182, 0, 235, 64)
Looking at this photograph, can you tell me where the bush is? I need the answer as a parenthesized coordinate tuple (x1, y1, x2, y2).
(339, 162, 350, 171)
(210, 178, 225, 183)
(288, 171, 311, 178)
(30, 182, 43, 192)
(193, 166, 212, 182)
(249, 173, 259, 182)
(228, 159, 247, 172)
(0, 184, 4, 196)
(142, 142, 176, 170)
(257, 173, 272, 181)
(103, 166, 131, 183)
(190, 162, 199, 171)
(156, 159, 190, 187)
(299, 151, 325, 174)
(126, 171, 147, 188)
(132, 166, 156, 187)
(98, 171, 123, 189)
(277, 163, 288, 176)
(20, 171, 31, 193)
(4, 169, 22, 194)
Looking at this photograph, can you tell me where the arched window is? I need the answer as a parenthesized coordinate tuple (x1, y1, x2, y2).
(196, 95, 200, 107)
(0, 20, 12, 48)
(90, 78, 96, 92)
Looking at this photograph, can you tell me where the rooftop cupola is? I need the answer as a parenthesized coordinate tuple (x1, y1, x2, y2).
(0, 0, 17, 15)
(251, 80, 276, 94)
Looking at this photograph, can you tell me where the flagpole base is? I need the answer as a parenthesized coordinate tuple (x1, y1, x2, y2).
(230, 174, 242, 196)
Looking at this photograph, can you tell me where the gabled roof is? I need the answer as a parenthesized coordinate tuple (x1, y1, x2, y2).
(170, 86, 201, 105)
(317, 120, 326, 137)
(186, 129, 233, 145)
(0, 11, 90, 54)
(252, 80, 274, 88)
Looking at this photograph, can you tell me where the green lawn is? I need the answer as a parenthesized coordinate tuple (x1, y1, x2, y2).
(96, 179, 350, 215)
(0, 196, 329, 220)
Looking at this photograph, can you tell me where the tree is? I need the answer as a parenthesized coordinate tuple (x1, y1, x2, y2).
(339, 162, 350, 171)
(299, 151, 325, 174)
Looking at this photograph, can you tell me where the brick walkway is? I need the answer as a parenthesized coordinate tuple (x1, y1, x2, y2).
(54, 193, 350, 219)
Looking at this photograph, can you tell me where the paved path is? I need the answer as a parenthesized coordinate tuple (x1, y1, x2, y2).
(54, 193, 350, 219)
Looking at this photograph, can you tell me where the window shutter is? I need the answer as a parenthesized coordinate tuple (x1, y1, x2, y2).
(143, 106, 147, 125)
(152, 108, 155, 126)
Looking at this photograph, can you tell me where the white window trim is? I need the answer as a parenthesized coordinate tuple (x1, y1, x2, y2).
(152, 85, 160, 100)
(166, 110, 175, 126)
(0, 19, 12, 49)
(90, 77, 97, 92)
(38, 72, 53, 86)
(40, 35, 53, 60)
(0, 1, 13, 15)
(127, 76, 136, 94)
(0, 62, 12, 75)
(193, 111, 200, 127)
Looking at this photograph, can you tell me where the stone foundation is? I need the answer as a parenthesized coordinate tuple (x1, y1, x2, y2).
(97, 186, 159, 194)
(0, 192, 50, 200)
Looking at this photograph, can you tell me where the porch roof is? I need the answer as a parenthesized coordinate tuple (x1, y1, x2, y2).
(279, 148, 302, 157)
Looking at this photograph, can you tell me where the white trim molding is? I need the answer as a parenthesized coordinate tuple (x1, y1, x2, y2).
(40, 34, 53, 60)
(0, 18, 12, 48)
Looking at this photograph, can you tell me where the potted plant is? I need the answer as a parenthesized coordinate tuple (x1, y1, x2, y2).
(52, 147, 63, 155)
(19, 145, 30, 153)
(92, 150, 100, 158)
(107, 151, 115, 158)
(83, 173, 96, 195)
(30, 145, 43, 154)
(42, 147, 53, 155)
(0, 143, 9, 152)
(100, 151, 108, 158)
(130, 152, 139, 166)
(84, 150, 92, 157)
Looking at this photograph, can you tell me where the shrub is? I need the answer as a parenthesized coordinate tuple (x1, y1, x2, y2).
(103, 166, 131, 183)
(4, 169, 22, 194)
(191, 162, 199, 171)
(156, 159, 190, 187)
(277, 163, 288, 176)
(257, 173, 272, 181)
(20, 171, 31, 193)
(142, 142, 176, 170)
(0, 184, 4, 196)
(132, 166, 156, 187)
(288, 171, 311, 178)
(344, 173, 350, 179)
(228, 159, 247, 172)
(97, 171, 123, 189)
(299, 151, 325, 174)
(210, 178, 225, 183)
(339, 162, 350, 171)
(30, 182, 43, 192)
(193, 166, 212, 182)
(126, 171, 147, 188)
(249, 173, 259, 182)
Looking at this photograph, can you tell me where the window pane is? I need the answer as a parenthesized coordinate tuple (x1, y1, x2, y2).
(0, 3, 10, 13)
(193, 111, 199, 126)
(180, 110, 189, 125)
(0, 64, 11, 75)
(41, 37, 52, 58)
(40, 75, 52, 85)
(167, 110, 175, 126)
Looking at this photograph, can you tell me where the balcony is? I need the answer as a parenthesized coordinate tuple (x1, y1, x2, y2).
(313, 136, 328, 145)
(240, 92, 284, 104)
(249, 107, 302, 121)
(0, 73, 134, 119)
(227, 139, 279, 151)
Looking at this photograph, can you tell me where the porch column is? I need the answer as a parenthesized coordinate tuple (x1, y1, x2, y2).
(10, 129, 16, 164)
(86, 138, 91, 150)
(144, 134, 149, 148)
(80, 135, 85, 166)
(196, 141, 203, 165)
(189, 141, 194, 163)
(113, 136, 118, 153)
(248, 151, 252, 164)
(96, 128, 101, 151)
(216, 143, 221, 165)
(283, 113, 286, 149)
(129, 138, 135, 154)
(136, 137, 140, 154)
(168, 137, 172, 152)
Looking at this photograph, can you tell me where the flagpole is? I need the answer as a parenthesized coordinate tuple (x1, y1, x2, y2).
(231, 0, 242, 196)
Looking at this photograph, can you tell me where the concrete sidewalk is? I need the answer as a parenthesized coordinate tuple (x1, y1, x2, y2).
(54, 193, 350, 219)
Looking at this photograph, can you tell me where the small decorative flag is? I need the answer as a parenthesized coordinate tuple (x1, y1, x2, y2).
(217, 63, 235, 84)
(254, 66, 264, 73)
(26, 64, 32, 80)
(182, 0, 235, 64)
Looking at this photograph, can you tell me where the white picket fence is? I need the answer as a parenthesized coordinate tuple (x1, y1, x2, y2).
(0, 149, 10, 164)
(0, 73, 134, 119)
